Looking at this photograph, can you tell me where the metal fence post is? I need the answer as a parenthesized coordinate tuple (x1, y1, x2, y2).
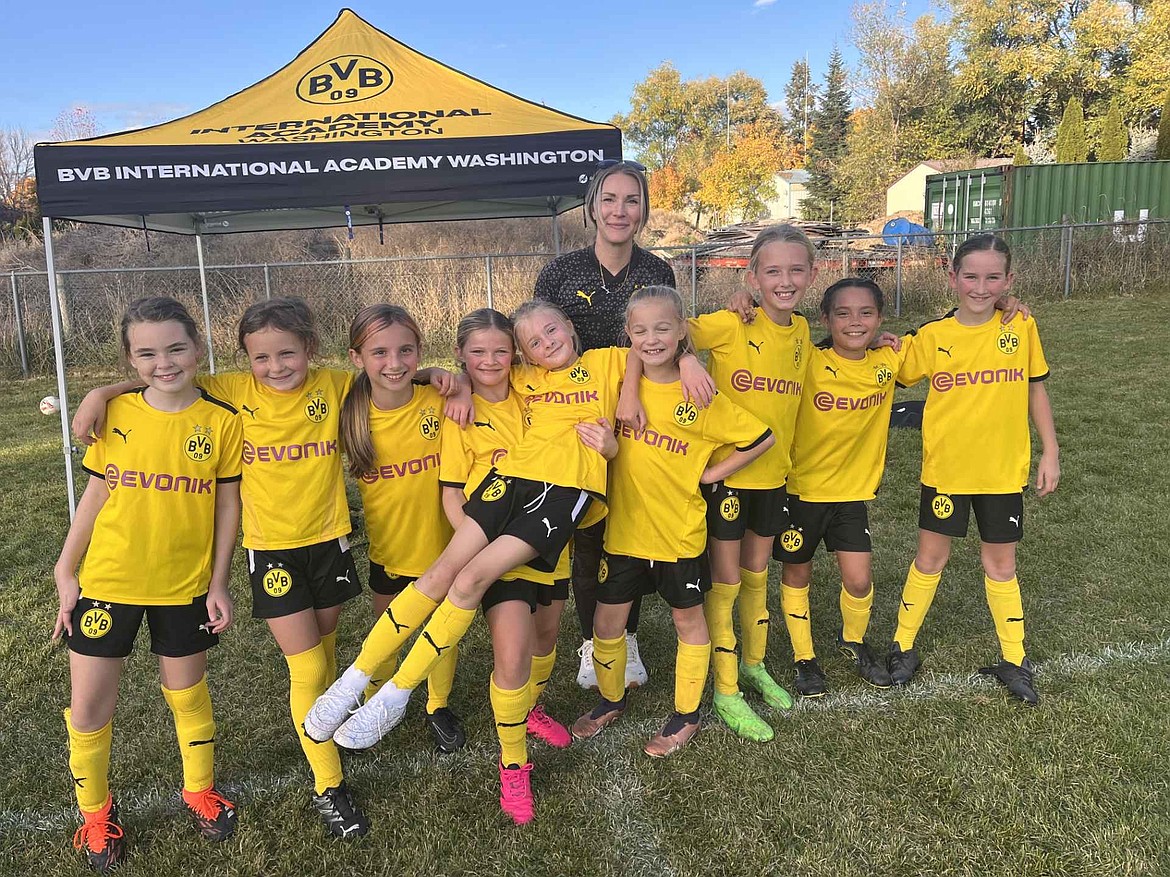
(894, 239, 903, 318)
(263, 263, 272, 300)
(11, 272, 29, 377)
(485, 255, 494, 309)
(690, 247, 697, 316)
(1063, 223, 1074, 300)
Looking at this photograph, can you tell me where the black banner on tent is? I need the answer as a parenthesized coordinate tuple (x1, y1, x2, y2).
(36, 129, 620, 217)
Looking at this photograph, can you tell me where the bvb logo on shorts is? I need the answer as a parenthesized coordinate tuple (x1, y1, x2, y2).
(997, 329, 1020, 355)
(779, 527, 804, 553)
(874, 365, 894, 388)
(263, 567, 293, 598)
(481, 477, 508, 502)
(305, 392, 329, 423)
(673, 401, 698, 427)
(932, 494, 955, 519)
(419, 409, 441, 441)
(598, 557, 609, 583)
(720, 495, 740, 522)
(184, 428, 213, 462)
(569, 364, 590, 384)
(79, 607, 113, 639)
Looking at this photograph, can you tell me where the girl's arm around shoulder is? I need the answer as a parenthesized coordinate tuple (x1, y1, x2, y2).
(52, 476, 111, 642)
(700, 430, 774, 485)
(616, 350, 647, 430)
(206, 480, 240, 634)
(72, 380, 144, 446)
(1029, 381, 1059, 497)
(698, 394, 773, 484)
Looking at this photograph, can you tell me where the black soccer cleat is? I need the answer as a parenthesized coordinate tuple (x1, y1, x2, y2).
(793, 658, 827, 697)
(72, 797, 126, 873)
(311, 781, 370, 839)
(978, 657, 1039, 705)
(887, 642, 922, 686)
(425, 707, 467, 754)
(837, 636, 893, 688)
(181, 787, 238, 841)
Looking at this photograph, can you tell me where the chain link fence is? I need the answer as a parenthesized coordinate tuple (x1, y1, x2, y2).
(3, 217, 1168, 379)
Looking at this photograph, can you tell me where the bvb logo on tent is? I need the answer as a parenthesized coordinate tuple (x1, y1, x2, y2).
(297, 56, 393, 105)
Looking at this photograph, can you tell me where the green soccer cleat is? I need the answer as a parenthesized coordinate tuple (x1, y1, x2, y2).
(712, 691, 774, 742)
(739, 660, 795, 710)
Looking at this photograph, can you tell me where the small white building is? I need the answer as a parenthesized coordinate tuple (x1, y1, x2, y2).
(763, 170, 810, 220)
(886, 159, 1012, 216)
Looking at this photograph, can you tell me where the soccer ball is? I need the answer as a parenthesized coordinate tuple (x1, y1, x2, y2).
(39, 395, 60, 416)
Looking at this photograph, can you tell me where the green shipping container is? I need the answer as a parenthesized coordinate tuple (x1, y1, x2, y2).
(925, 160, 1170, 231)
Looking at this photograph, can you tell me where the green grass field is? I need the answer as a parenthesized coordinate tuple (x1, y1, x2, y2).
(2, 292, 1169, 876)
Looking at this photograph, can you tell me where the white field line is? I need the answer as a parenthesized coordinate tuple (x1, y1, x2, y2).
(4, 636, 1168, 836)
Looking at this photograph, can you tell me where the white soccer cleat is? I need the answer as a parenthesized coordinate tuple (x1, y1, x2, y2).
(333, 681, 412, 750)
(303, 665, 369, 742)
(576, 639, 598, 689)
(625, 633, 649, 689)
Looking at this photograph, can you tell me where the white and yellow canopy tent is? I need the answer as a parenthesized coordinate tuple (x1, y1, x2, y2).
(33, 9, 621, 514)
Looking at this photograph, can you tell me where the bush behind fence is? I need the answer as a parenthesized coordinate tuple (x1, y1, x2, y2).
(3, 219, 1168, 379)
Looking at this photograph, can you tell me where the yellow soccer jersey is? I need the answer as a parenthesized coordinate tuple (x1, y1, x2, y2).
(357, 385, 451, 576)
(498, 346, 626, 509)
(199, 368, 352, 550)
(689, 309, 810, 489)
(899, 312, 1049, 494)
(605, 378, 770, 562)
(440, 392, 569, 584)
(79, 388, 243, 605)
(789, 345, 904, 502)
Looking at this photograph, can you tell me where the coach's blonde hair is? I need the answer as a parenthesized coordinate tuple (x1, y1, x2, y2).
(340, 304, 424, 478)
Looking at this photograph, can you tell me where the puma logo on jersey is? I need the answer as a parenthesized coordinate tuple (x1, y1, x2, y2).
(824, 365, 839, 378)
(594, 657, 615, 670)
(576, 289, 595, 306)
(748, 340, 763, 354)
(937, 346, 953, 357)
(684, 579, 702, 591)
(473, 419, 495, 431)
(336, 572, 351, 583)
(542, 517, 557, 538)
(1008, 515, 1020, 527)
(385, 606, 408, 634)
(242, 405, 259, 418)
(423, 631, 450, 656)
(112, 428, 131, 443)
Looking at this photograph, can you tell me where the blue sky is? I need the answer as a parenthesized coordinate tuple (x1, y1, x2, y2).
(6, 0, 935, 139)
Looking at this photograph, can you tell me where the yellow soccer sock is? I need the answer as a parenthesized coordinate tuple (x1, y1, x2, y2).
(354, 584, 439, 677)
(893, 565, 943, 650)
(592, 634, 627, 703)
(674, 640, 712, 715)
(738, 567, 770, 666)
(363, 651, 400, 702)
(490, 674, 530, 767)
(162, 675, 216, 794)
(392, 600, 476, 691)
(65, 709, 112, 813)
(781, 584, 815, 662)
(704, 581, 741, 696)
(840, 585, 874, 645)
(425, 644, 459, 713)
(529, 648, 557, 709)
(285, 645, 343, 794)
(985, 575, 1027, 664)
(319, 630, 338, 685)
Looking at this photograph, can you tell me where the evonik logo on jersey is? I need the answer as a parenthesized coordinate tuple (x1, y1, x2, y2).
(812, 390, 888, 413)
(730, 369, 802, 396)
(242, 439, 337, 465)
(104, 464, 211, 494)
(931, 368, 1025, 393)
(616, 423, 690, 456)
(359, 452, 440, 483)
(524, 390, 599, 406)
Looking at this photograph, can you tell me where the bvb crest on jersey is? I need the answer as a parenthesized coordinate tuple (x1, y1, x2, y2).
(874, 364, 894, 388)
(263, 565, 293, 597)
(481, 477, 508, 502)
(305, 390, 329, 423)
(720, 495, 740, 522)
(673, 400, 698, 427)
(80, 606, 113, 639)
(419, 407, 441, 441)
(598, 556, 609, 583)
(569, 364, 590, 384)
(997, 327, 1020, 355)
(779, 527, 803, 553)
(793, 336, 804, 369)
(932, 494, 955, 519)
(184, 425, 214, 462)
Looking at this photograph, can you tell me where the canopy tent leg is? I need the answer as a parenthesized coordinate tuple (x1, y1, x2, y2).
(552, 212, 561, 256)
(195, 234, 217, 374)
(43, 217, 78, 519)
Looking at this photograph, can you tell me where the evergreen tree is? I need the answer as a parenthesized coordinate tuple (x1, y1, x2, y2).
(1012, 144, 1031, 166)
(783, 59, 818, 149)
(1097, 100, 1128, 162)
(1158, 90, 1170, 160)
(805, 48, 851, 220)
(1054, 97, 1089, 163)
